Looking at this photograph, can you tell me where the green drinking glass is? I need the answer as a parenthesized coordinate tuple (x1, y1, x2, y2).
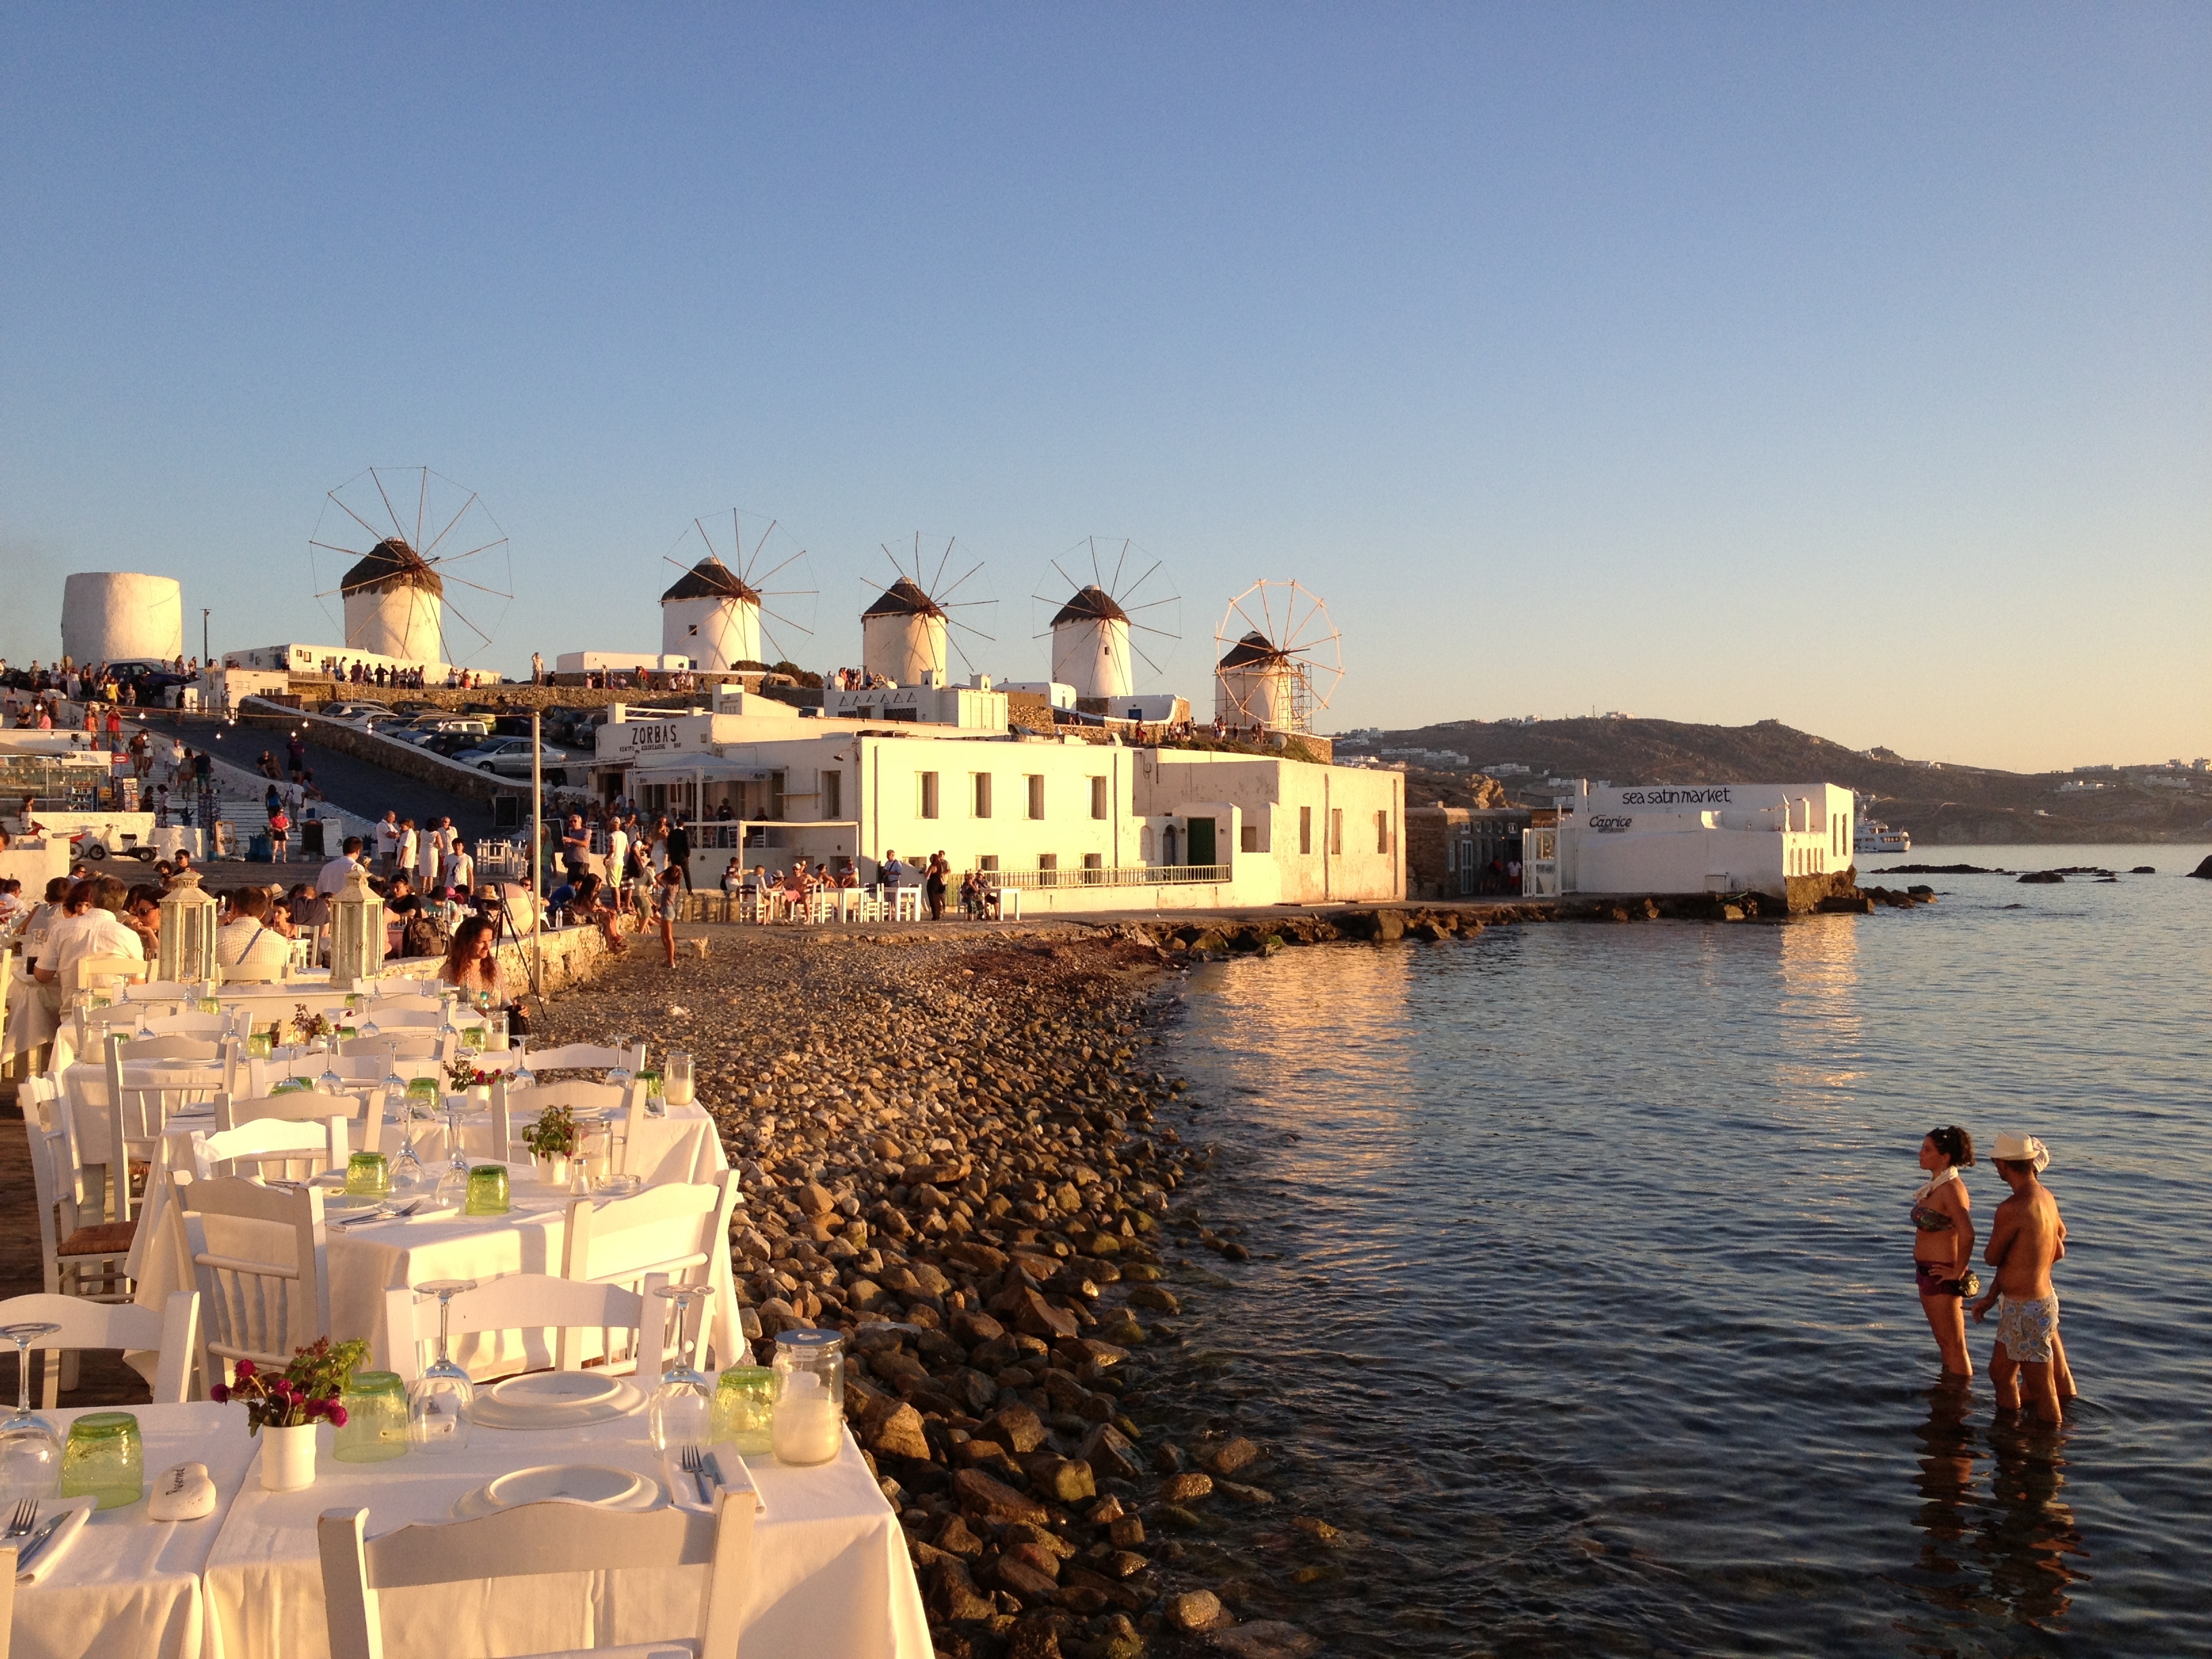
(405, 1078, 439, 1118)
(712, 1366, 776, 1454)
(60, 1412, 143, 1510)
(636, 1069, 663, 1097)
(246, 1032, 273, 1059)
(463, 1165, 510, 1216)
(344, 1152, 391, 1198)
(333, 1371, 410, 1463)
(460, 1025, 485, 1052)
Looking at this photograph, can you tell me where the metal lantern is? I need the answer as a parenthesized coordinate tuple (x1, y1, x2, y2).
(156, 866, 220, 986)
(330, 863, 386, 990)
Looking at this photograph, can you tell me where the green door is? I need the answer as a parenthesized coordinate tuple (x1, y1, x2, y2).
(1185, 816, 1216, 867)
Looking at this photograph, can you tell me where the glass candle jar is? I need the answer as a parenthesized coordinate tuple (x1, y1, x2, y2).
(712, 1366, 775, 1455)
(464, 1166, 510, 1216)
(61, 1412, 143, 1510)
(664, 1051, 694, 1107)
(333, 1371, 410, 1463)
(770, 1330, 845, 1466)
(344, 1152, 390, 1198)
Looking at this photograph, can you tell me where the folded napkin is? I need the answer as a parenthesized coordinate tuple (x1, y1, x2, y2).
(663, 1447, 764, 1515)
(15, 1495, 95, 1584)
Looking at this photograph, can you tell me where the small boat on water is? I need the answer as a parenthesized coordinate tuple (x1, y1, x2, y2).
(1856, 819, 1910, 855)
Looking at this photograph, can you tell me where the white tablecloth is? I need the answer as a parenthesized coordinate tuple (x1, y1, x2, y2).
(201, 1414, 930, 1659)
(129, 1103, 733, 1376)
(13, 1404, 260, 1659)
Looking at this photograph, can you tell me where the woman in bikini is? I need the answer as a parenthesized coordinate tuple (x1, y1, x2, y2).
(1912, 1126, 1978, 1377)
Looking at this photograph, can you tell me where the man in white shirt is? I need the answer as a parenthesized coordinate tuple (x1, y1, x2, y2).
(397, 818, 419, 883)
(372, 813, 400, 875)
(442, 842, 475, 893)
(35, 878, 145, 1007)
(317, 835, 365, 896)
(216, 888, 292, 973)
(606, 822, 630, 891)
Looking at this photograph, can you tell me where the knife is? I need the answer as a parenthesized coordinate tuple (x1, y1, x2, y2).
(14, 1516, 66, 1576)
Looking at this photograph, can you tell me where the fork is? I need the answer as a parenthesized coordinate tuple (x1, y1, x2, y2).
(678, 1444, 715, 1506)
(5, 1498, 37, 1541)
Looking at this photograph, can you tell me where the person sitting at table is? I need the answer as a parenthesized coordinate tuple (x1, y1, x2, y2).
(720, 858, 742, 897)
(439, 914, 505, 1004)
(123, 882, 163, 953)
(216, 886, 293, 975)
(34, 876, 144, 1011)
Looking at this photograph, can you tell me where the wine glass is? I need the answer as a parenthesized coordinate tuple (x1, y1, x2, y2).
(434, 1097, 472, 1208)
(317, 1034, 345, 1097)
(606, 1038, 633, 1093)
(359, 1008, 382, 1040)
(386, 1076, 428, 1195)
(0, 1324, 63, 1503)
(406, 1281, 477, 1454)
(509, 1042, 535, 1094)
(648, 1285, 713, 1455)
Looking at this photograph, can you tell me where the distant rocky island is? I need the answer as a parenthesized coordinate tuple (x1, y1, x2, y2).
(1336, 716, 2212, 847)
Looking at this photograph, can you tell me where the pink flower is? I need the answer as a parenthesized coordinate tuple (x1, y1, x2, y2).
(326, 1406, 348, 1428)
(233, 1360, 258, 1380)
(209, 1383, 230, 1404)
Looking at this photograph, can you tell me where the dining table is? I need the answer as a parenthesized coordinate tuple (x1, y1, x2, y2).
(125, 1099, 736, 1378)
(11, 1403, 931, 1659)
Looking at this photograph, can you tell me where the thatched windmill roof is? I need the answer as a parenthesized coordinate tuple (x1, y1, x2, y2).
(1051, 584, 1129, 626)
(660, 556, 760, 605)
(1218, 630, 1287, 670)
(340, 538, 444, 598)
(863, 576, 945, 620)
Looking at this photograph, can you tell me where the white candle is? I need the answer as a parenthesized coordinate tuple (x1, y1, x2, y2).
(771, 1393, 842, 1465)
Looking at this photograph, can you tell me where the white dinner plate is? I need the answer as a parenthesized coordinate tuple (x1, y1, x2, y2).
(470, 1374, 645, 1430)
(486, 1372, 625, 1411)
(451, 1462, 660, 1519)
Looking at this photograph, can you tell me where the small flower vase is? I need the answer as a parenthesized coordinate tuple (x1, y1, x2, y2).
(260, 1421, 318, 1492)
(467, 1084, 492, 1106)
(534, 1152, 569, 1186)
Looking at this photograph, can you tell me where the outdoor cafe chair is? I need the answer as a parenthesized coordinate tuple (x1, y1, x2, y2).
(316, 1489, 754, 1659)
(560, 1171, 740, 1371)
(378, 1271, 665, 1384)
(173, 1171, 333, 1386)
(19, 1076, 136, 1315)
(103, 1033, 225, 1222)
(0, 1290, 200, 1409)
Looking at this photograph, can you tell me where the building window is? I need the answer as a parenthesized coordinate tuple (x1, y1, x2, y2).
(1082, 852, 1103, 882)
(918, 772, 939, 819)
(1376, 810, 1391, 855)
(1240, 825, 1259, 854)
(1088, 776, 1108, 820)
(1300, 805, 1313, 855)
(972, 773, 992, 819)
(1330, 808, 1343, 856)
(1038, 853, 1059, 869)
(1027, 775, 1046, 820)
(979, 855, 999, 872)
(822, 770, 842, 819)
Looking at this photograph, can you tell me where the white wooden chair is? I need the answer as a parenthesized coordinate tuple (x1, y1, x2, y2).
(133, 1012, 233, 1037)
(494, 1077, 631, 1172)
(216, 1087, 381, 1154)
(892, 888, 923, 922)
(354, 1007, 445, 1028)
(67, 954, 147, 997)
(560, 1172, 740, 1371)
(0, 1290, 201, 1408)
(378, 1273, 665, 1383)
(339, 1031, 445, 1061)
(519, 1041, 646, 1073)
(103, 1033, 225, 1222)
(171, 1172, 332, 1385)
(316, 1493, 754, 1659)
(19, 1076, 136, 1316)
(183, 1116, 348, 1183)
(117, 1033, 224, 1063)
(215, 960, 287, 985)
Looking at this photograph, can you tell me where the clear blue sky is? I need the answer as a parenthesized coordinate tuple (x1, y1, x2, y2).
(4, 5, 2205, 772)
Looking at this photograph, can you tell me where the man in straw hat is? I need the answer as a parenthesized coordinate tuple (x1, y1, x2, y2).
(1971, 1132, 2074, 1423)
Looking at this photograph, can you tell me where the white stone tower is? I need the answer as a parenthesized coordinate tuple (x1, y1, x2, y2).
(1050, 586, 1134, 700)
(861, 577, 949, 687)
(660, 556, 763, 670)
(60, 573, 184, 665)
(340, 539, 445, 662)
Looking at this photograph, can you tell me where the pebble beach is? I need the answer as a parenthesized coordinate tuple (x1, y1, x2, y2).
(531, 922, 1340, 1659)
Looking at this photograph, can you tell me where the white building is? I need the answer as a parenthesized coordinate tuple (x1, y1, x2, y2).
(223, 641, 461, 682)
(61, 573, 184, 665)
(660, 558, 764, 672)
(1526, 780, 1856, 905)
(589, 703, 1403, 913)
(821, 672, 1007, 730)
(554, 651, 694, 675)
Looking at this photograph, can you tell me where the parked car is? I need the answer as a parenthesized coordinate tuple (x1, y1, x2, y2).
(390, 716, 491, 747)
(454, 736, 577, 785)
(321, 701, 396, 726)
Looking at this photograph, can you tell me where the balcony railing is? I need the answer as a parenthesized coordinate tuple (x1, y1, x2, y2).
(982, 863, 1232, 890)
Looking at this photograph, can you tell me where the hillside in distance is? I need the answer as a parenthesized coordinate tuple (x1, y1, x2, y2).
(1350, 716, 2212, 846)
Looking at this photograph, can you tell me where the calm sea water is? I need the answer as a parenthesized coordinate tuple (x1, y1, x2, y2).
(1156, 846, 2212, 1658)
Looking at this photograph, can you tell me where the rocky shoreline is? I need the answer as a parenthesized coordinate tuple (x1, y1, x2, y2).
(531, 924, 1340, 1659)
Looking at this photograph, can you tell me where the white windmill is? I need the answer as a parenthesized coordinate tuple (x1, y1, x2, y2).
(309, 468, 512, 667)
(860, 535, 996, 685)
(1031, 537, 1181, 701)
(1212, 580, 1344, 733)
(658, 511, 816, 672)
